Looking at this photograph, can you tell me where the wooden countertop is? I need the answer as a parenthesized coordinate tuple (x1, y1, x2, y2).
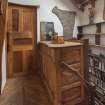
(39, 41, 83, 48)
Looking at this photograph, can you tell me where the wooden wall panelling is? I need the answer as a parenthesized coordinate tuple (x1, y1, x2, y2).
(63, 39, 89, 104)
(39, 40, 88, 105)
(39, 45, 58, 105)
(61, 46, 85, 104)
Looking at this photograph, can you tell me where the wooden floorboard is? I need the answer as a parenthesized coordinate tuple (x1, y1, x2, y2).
(0, 74, 52, 105)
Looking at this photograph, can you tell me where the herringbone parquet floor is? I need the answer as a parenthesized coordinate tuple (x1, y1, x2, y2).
(0, 74, 52, 105)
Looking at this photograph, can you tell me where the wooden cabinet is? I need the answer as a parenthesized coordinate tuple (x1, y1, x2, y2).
(39, 40, 88, 105)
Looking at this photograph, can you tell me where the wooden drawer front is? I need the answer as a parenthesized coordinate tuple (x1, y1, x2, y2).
(61, 47, 81, 63)
(62, 86, 81, 105)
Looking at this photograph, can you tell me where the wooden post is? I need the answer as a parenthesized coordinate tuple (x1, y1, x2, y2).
(103, 0, 105, 20)
(77, 26, 83, 39)
(81, 39, 89, 81)
(95, 23, 101, 45)
(0, 0, 8, 93)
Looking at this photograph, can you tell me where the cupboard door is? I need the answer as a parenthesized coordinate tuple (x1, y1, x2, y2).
(7, 4, 37, 78)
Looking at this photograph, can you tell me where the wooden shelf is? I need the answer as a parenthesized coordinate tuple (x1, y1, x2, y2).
(78, 33, 105, 36)
(78, 33, 96, 36)
(12, 44, 33, 51)
(78, 21, 105, 28)
(89, 44, 105, 48)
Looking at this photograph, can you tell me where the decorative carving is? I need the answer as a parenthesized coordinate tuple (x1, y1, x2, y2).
(52, 6, 76, 40)
(70, 0, 96, 11)
(52, 33, 64, 44)
(89, 0, 95, 7)
(88, 7, 95, 24)
(87, 0, 96, 24)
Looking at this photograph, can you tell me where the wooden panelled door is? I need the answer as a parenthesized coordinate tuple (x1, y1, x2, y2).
(7, 3, 37, 78)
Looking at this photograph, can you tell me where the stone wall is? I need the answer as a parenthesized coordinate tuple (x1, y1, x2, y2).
(52, 6, 76, 40)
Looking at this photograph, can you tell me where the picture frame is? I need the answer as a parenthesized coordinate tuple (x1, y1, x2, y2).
(40, 22, 54, 41)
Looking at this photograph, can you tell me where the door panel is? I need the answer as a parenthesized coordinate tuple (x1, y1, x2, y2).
(13, 52, 23, 73)
(12, 8, 19, 32)
(23, 9, 32, 32)
(7, 3, 37, 78)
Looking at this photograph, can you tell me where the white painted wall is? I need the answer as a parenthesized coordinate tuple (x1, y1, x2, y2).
(9, 0, 80, 40)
